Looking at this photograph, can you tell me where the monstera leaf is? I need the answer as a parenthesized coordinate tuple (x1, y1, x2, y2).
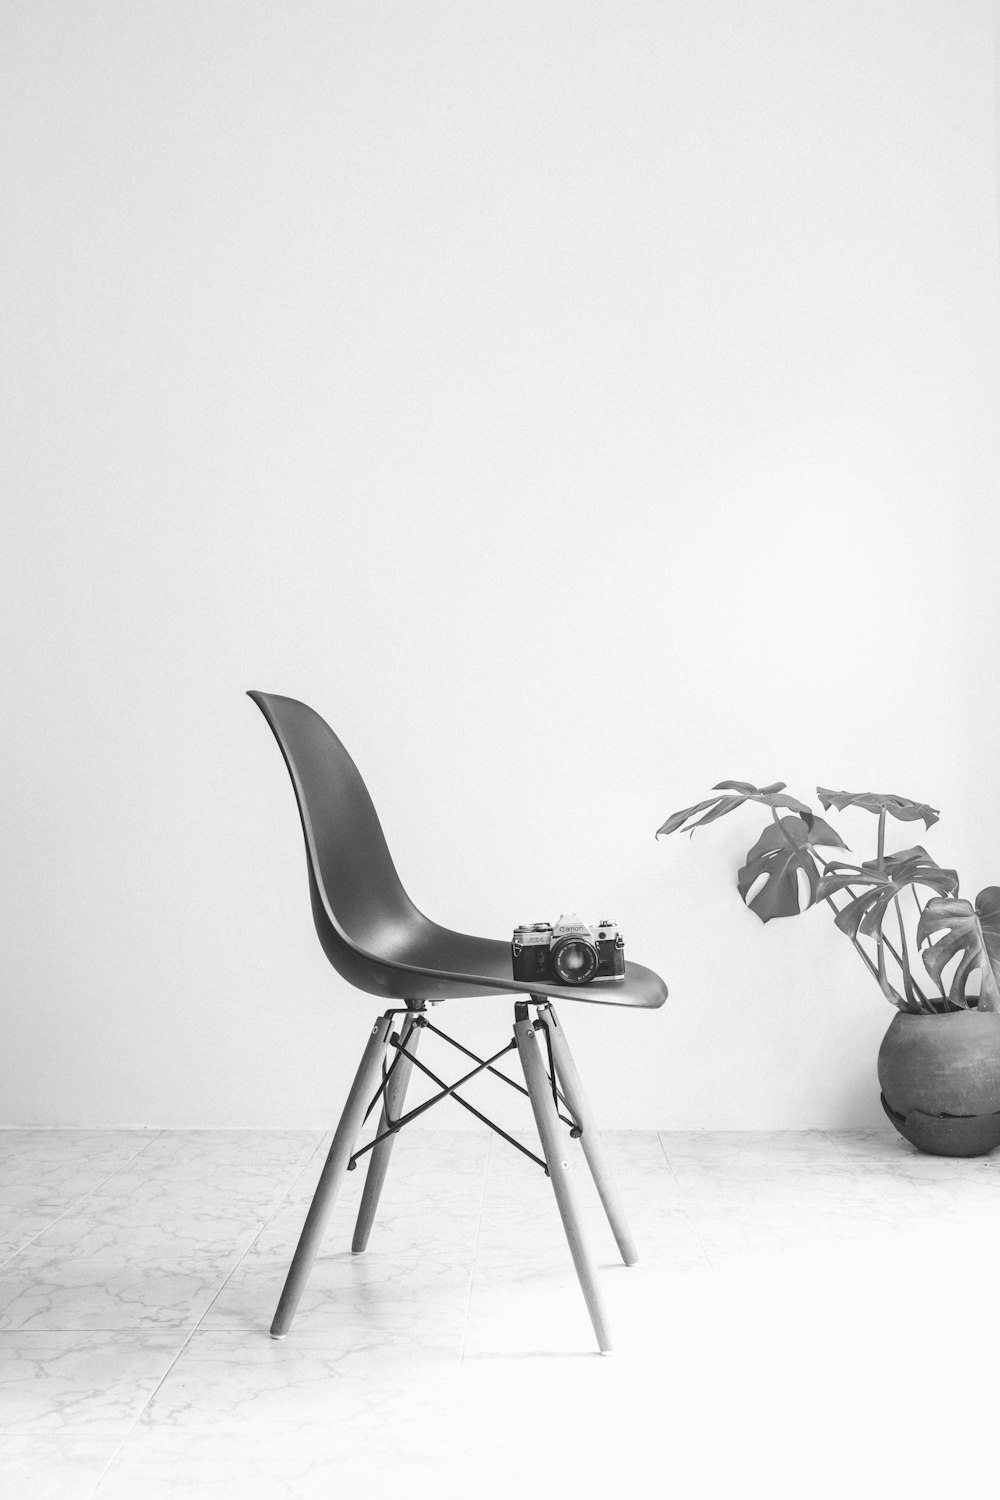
(736, 814, 848, 923)
(657, 781, 815, 839)
(816, 789, 939, 830)
(917, 888, 1000, 1012)
(817, 848, 959, 940)
(815, 848, 959, 1008)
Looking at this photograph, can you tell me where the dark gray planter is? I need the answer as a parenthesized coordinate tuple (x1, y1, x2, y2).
(878, 1008, 1000, 1157)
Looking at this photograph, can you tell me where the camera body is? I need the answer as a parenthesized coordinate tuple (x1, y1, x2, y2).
(511, 914, 625, 986)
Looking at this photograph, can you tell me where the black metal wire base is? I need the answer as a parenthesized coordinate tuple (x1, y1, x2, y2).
(347, 1003, 581, 1176)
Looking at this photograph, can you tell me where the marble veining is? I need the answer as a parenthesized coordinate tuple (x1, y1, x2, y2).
(2, 1126, 999, 1500)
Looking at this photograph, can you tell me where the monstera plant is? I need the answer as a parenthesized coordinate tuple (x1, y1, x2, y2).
(657, 782, 1000, 1155)
(657, 781, 1000, 1013)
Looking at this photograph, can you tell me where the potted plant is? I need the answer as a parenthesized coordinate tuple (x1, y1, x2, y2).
(657, 782, 1000, 1156)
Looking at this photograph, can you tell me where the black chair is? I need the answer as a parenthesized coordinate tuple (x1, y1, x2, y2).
(248, 691, 667, 1352)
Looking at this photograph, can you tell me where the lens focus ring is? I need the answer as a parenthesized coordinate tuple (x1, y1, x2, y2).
(550, 937, 598, 985)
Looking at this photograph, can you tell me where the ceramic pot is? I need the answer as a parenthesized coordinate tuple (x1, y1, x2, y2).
(878, 1008, 1000, 1157)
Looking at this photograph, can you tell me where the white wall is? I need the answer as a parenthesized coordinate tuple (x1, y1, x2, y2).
(3, 1, 999, 1127)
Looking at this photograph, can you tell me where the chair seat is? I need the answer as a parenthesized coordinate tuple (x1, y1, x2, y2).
(361, 918, 668, 1008)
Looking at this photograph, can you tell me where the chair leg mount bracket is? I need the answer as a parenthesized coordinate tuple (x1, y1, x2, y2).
(347, 1006, 582, 1176)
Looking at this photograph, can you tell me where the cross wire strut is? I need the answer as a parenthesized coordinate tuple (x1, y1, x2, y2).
(347, 1001, 582, 1177)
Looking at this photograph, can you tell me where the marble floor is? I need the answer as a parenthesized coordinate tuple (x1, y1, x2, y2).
(2, 1123, 999, 1500)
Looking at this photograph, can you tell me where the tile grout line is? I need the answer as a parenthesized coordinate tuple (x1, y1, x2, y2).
(655, 1131, 716, 1271)
(0, 1130, 167, 1273)
(83, 1130, 328, 1500)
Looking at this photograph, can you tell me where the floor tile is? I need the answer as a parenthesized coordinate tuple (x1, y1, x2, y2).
(0, 1131, 161, 1253)
(452, 1263, 1000, 1500)
(10, 1195, 274, 1275)
(95, 1440, 448, 1500)
(0, 1130, 159, 1188)
(0, 1330, 180, 1437)
(6, 1127, 1000, 1500)
(132, 1327, 460, 1434)
(0, 1438, 119, 1500)
(90, 1327, 463, 1498)
(821, 1125, 907, 1158)
(0, 1257, 237, 1333)
(660, 1127, 851, 1171)
(0, 1215, 69, 1265)
(204, 1243, 474, 1339)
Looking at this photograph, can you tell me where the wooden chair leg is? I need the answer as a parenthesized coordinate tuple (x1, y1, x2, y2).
(351, 1013, 421, 1253)
(514, 1010, 612, 1354)
(270, 1013, 393, 1339)
(536, 1001, 638, 1266)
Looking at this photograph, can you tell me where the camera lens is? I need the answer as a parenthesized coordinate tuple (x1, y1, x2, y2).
(550, 937, 598, 985)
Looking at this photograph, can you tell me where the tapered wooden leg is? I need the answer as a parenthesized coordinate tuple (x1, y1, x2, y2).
(270, 1013, 393, 1338)
(514, 1011, 612, 1354)
(352, 1014, 421, 1253)
(536, 1002, 638, 1266)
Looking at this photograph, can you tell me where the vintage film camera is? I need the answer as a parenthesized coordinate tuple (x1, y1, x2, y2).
(511, 914, 625, 986)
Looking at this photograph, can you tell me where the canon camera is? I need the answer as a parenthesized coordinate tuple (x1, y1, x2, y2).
(511, 914, 625, 986)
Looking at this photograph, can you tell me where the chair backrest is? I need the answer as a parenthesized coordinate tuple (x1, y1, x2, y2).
(248, 691, 425, 992)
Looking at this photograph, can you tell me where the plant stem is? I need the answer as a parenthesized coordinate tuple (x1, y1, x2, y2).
(892, 894, 919, 1011)
(821, 892, 881, 983)
(875, 925, 889, 1001)
(813, 853, 929, 1008)
(767, 811, 931, 1011)
(910, 883, 947, 1000)
(872, 809, 888, 995)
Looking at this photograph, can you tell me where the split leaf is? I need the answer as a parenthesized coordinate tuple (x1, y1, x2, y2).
(816, 789, 939, 830)
(736, 814, 846, 923)
(816, 848, 959, 929)
(657, 782, 816, 839)
(917, 888, 1000, 1012)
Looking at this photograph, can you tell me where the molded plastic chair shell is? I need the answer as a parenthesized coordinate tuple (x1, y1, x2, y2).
(248, 690, 667, 1009)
